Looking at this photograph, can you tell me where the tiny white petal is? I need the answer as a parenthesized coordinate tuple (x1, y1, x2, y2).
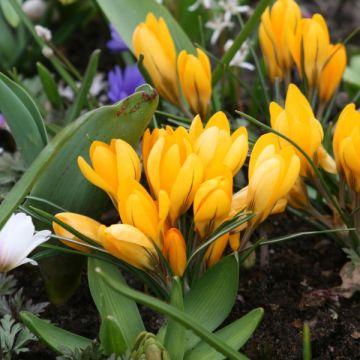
(35, 25, 52, 41)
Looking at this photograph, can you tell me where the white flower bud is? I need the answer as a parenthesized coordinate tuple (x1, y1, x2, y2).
(22, 0, 47, 21)
(35, 25, 52, 42)
(42, 46, 54, 58)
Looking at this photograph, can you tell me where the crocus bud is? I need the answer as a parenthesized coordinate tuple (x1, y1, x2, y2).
(190, 112, 248, 177)
(53, 212, 102, 252)
(178, 48, 212, 117)
(143, 127, 204, 225)
(132, 332, 170, 360)
(247, 133, 300, 224)
(270, 84, 333, 176)
(99, 224, 158, 271)
(78, 139, 141, 203)
(0, 213, 50, 272)
(259, 0, 301, 81)
(333, 104, 360, 192)
(194, 172, 233, 238)
(118, 179, 169, 246)
(291, 14, 346, 102)
(163, 228, 187, 276)
(133, 13, 179, 105)
(204, 233, 229, 267)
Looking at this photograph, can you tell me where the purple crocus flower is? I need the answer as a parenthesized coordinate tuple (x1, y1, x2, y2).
(0, 113, 6, 129)
(106, 25, 128, 52)
(108, 64, 145, 103)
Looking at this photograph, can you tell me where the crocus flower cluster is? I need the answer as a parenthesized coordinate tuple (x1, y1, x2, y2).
(132, 13, 212, 118)
(259, 0, 346, 104)
(53, 111, 302, 277)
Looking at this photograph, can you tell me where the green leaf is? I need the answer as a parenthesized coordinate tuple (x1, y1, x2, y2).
(20, 311, 92, 354)
(164, 277, 185, 360)
(0, 72, 48, 165)
(88, 258, 144, 351)
(100, 316, 128, 355)
(96, 0, 195, 53)
(184, 255, 239, 350)
(0, 0, 19, 27)
(184, 308, 264, 360)
(95, 266, 245, 360)
(0, 84, 158, 228)
(65, 49, 100, 124)
(37, 62, 63, 108)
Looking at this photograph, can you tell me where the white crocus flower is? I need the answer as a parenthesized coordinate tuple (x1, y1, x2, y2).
(219, 0, 250, 22)
(224, 39, 255, 70)
(0, 213, 51, 272)
(206, 16, 234, 45)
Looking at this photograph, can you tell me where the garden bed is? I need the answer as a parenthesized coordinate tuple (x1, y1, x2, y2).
(15, 216, 360, 359)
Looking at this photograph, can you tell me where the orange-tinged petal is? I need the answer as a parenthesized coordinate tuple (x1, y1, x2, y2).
(53, 213, 102, 252)
(163, 228, 187, 276)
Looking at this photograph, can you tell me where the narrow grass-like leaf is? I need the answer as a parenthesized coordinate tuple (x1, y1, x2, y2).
(37, 62, 63, 108)
(64, 50, 100, 124)
(303, 323, 312, 360)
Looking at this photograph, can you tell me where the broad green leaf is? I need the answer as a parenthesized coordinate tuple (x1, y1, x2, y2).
(0, 86, 158, 303)
(184, 255, 239, 350)
(0, 0, 19, 27)
(95, 266, 245, 360)
(0, 73, 48, 165)
(20, 311, 92, 354)
(37, 62, 63, 108)
(96, 0, 195, 53)
(164, 277, 185, 360)
(184, 308, 264, 360)
(65, 49, 100, 124)
(0, 84, 158, 228)
(88, 258, 144, 350)
(100, 316, 128, 355)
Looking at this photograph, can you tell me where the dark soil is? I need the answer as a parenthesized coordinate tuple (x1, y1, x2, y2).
(12, 215, 360, 359)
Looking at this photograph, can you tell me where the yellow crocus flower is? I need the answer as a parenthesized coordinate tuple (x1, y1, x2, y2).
(99, 224, 158, 271)
(290, 14, 346, 102)
(247, 133, 300, 224)
(53, 212, 102, 252)
(78, 139, 141, 203)
(270, 84, 334, 176)
(117, 179, 169, 246)
(133, 13, 179, 105)
(193, 169, 233, 238)
(259, 0, 301, 81)
(333, 104, 360, 192)
(189, 112, 248, 177)
(163, 228, 187, 276)
(143, 127, 204, 225)
(178, 48, 212, 118)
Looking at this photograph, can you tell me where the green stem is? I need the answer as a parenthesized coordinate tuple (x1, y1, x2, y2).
(95, 268, 245, 360)
(212, 0, 271, 86)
